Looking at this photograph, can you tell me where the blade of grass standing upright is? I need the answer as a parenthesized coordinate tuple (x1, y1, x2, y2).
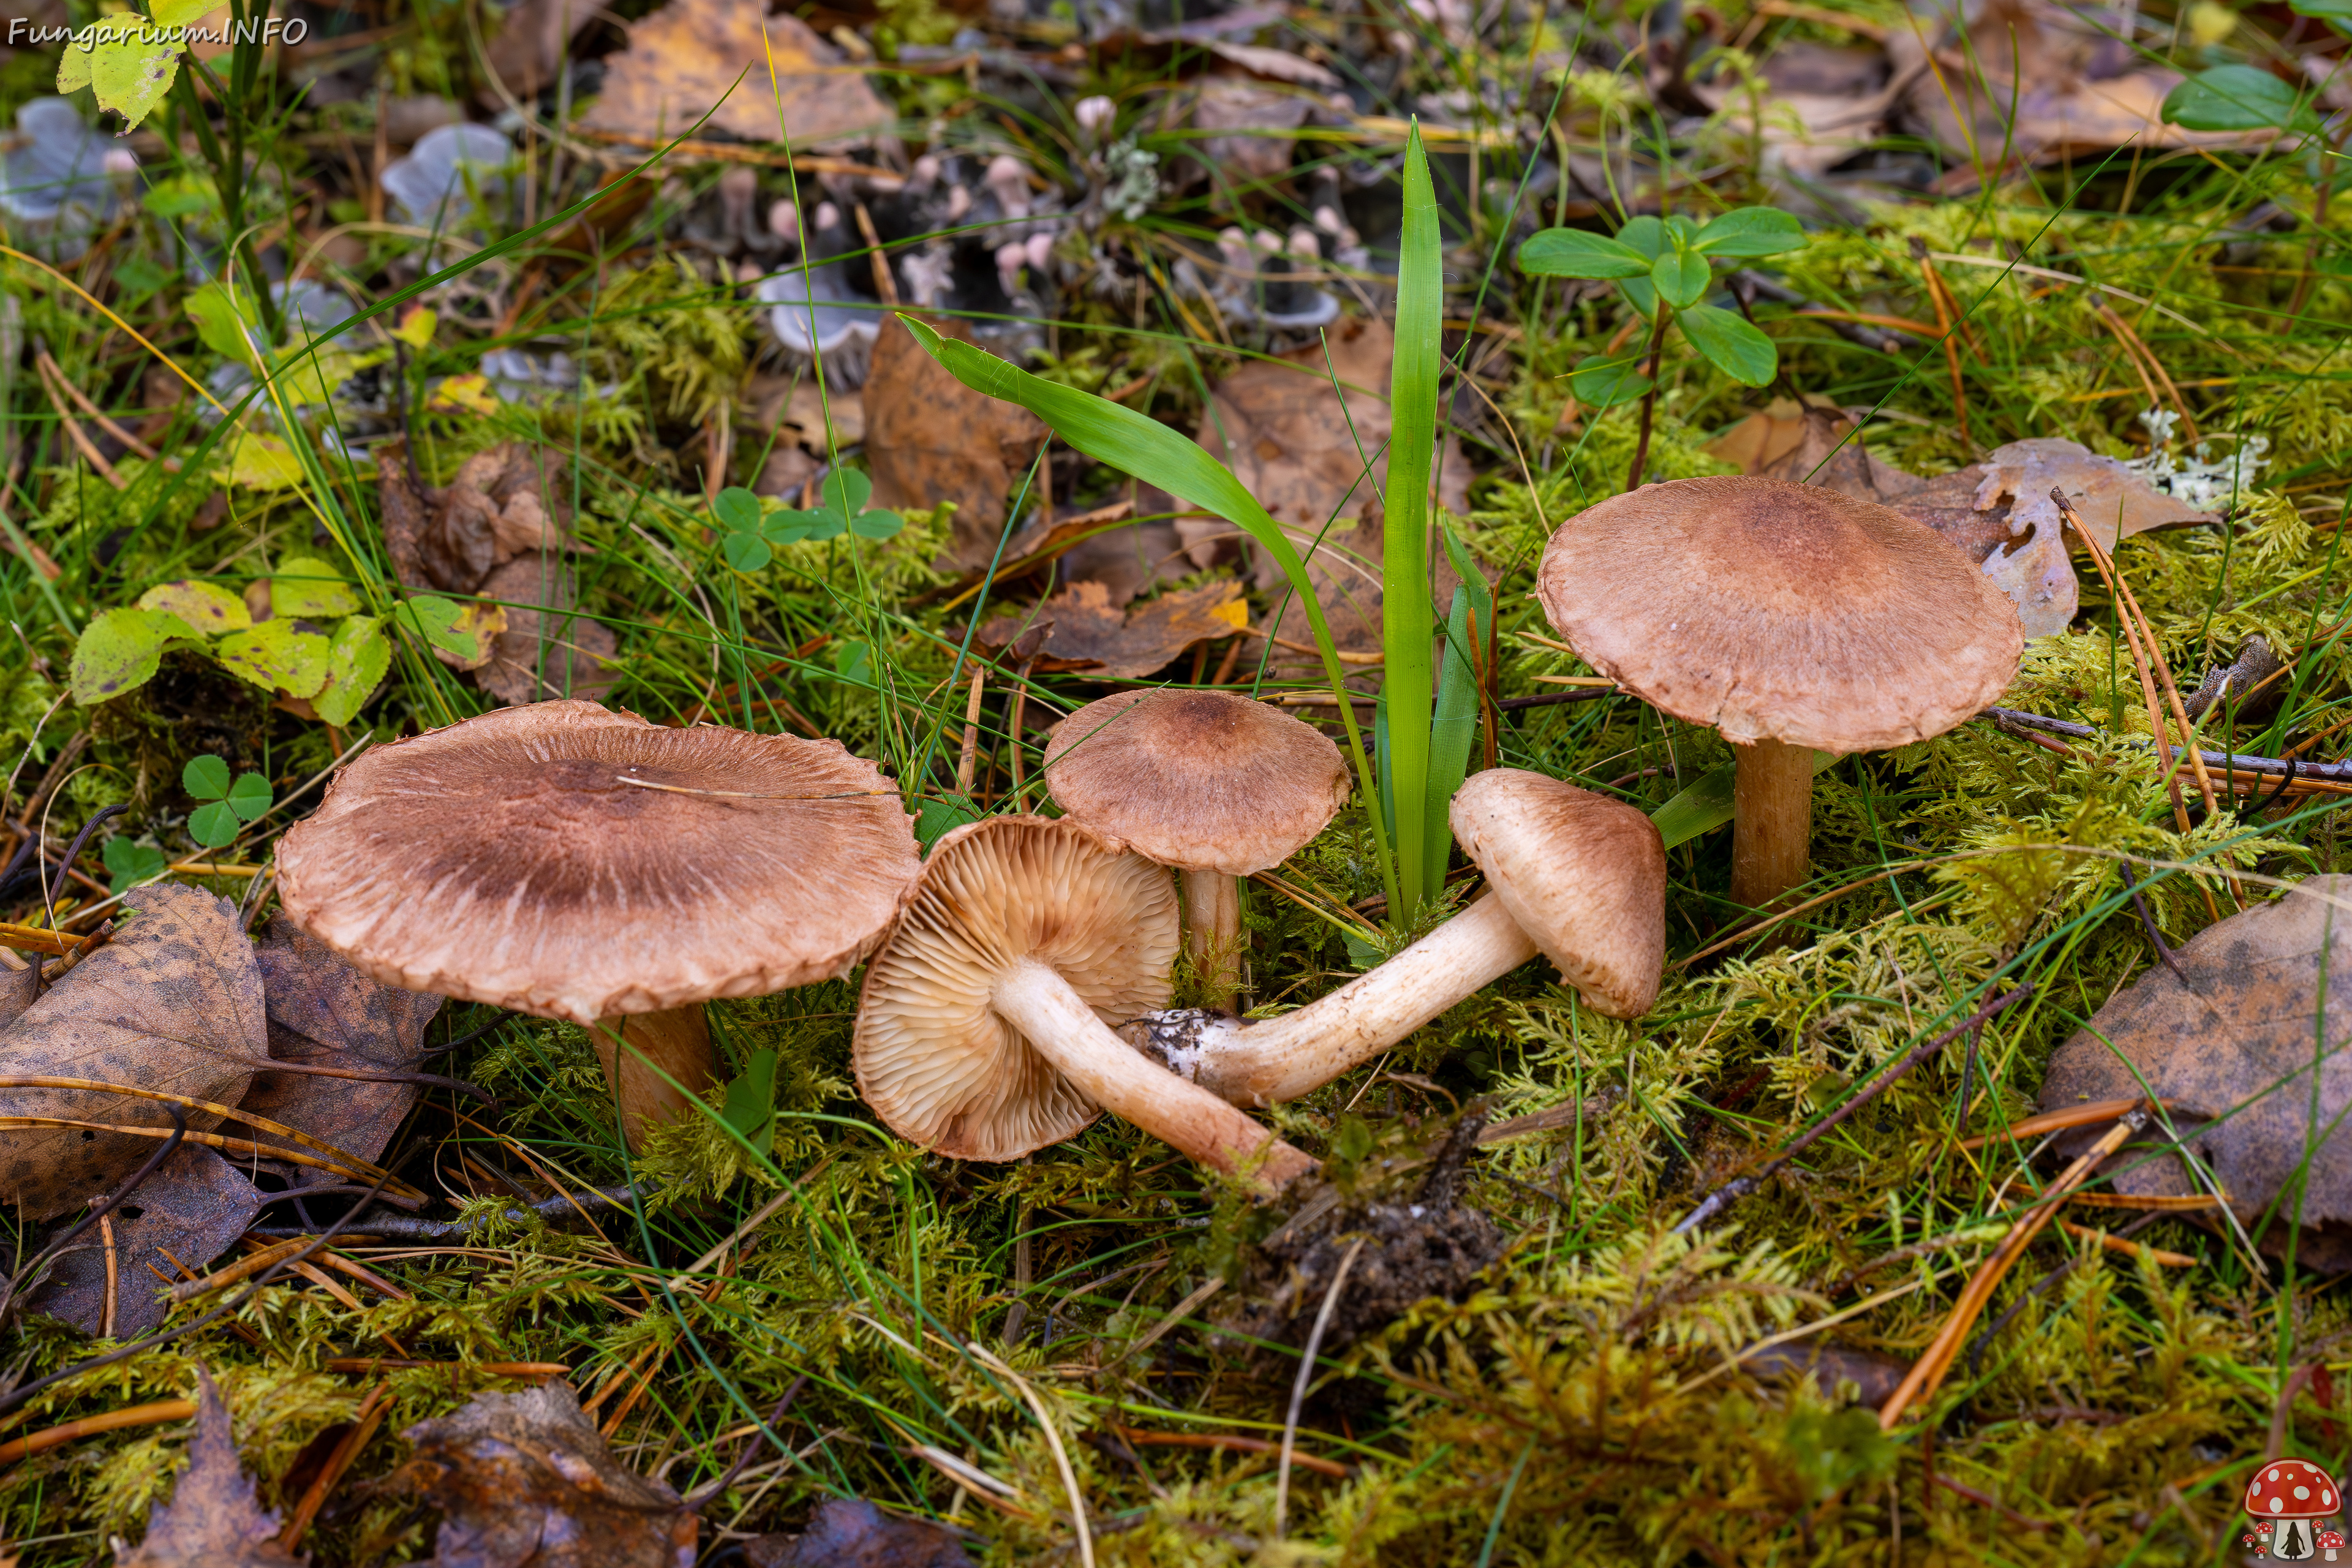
(1387, 125, 1444, 919)
(1426, 584, 1480, 898)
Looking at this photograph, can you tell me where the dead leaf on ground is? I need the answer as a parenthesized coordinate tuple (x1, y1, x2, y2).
(115, 1368, 303, 1567)
(0, 884, 265, 1220)
(863, 315, 1047, 568)
(483, 0, 601, 102)
(0, 960, 39, 1030)
(241, 916, 442, 1180)
(1890, 0, 2268, 178)
(396, 1381, 698, 1568)
(1185, 76, 1314, 186)
(744, 1499, 976, 1568)
(1691, 40, 1901, 180)
(748, 375, 864, 456)
(580, 0, 889, 147)
(474, 555, 619, 707)
(2182, 633, 2285, 722)
(980, 578, 1248, 680)
(1974, 436, 2217, 553)
(1740, 1342, 1910, 1408)
(2038, 873, 2352, 1272)
(28, 1145, 265, 1338)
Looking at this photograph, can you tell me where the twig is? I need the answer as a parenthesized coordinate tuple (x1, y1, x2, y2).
(1110, 1426, 1352, 1479)
(247, 1183, 636, 1242)
(0, 1398, 196, 1465)
(1274, 1235, 1364, 1539)
(1676, 985, 2033, 1235)
(1985, 709, 2352, 785)
(2115, 861, 2188, 983)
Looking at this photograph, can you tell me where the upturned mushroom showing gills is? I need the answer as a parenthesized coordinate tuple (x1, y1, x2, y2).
(852, 815, 1317, 1191)
(1043, 689, 1349, 1007)
(1536, 475, 2021, 914)
(278, 701, 921, 1147)
(1121, 769, 1665, 1108)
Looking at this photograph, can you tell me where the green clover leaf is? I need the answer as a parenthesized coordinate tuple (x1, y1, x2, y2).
(102, 836, 167, 894)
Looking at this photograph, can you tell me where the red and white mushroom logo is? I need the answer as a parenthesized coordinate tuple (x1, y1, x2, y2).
(2244, 1461, 2343, 1561)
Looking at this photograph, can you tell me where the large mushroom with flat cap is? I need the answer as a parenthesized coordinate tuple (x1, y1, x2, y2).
(1536, 475, 2021, 913)
(1121, 769, 1665, 1106)
(1044, 689, 1348, 1008)
(279, 701, 920, 1146)
(852, 815, 1316, 1191)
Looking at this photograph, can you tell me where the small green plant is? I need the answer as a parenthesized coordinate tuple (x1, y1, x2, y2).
(183, 756, 271, 850)
(711, 474, 905, 574)
(102, 837, 167, 893)
(1516, 208, 1805, 488)
(70, 557, 469, 722)
(716, 1049, 779, 1158)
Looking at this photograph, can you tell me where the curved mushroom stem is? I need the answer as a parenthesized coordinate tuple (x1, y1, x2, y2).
(990, 957, 1316, 1193)
(592, 1006, 718, 1151)
(1730, 737, 1814, 914)
(1182, 869, 1245, 1009)
(1125, 892, 1538, 1107)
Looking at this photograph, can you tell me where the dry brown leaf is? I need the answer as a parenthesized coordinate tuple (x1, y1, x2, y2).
(396, 1381, 698, 1568)
(240, 916, 442, 1179)
(748, 375, 865, 457)
(474, 555, 619, 707)
(1187, 77, 1314, 185)
(0, 884, 265, 1220)
(28, 1146, 265, 1338)
(483, 0, 600, 102)
(1973, 437, 2216, 552)
(1691, 40, 1900, 179)
(1192, 315, 1394, 549)
(744, 1499, 976, 1567)
(116, 1368, 303, 1567)
(863, 316, 1047, 568)
(580, 0, 889, 147)
(1740, 1342, 1911, 1408)
(981, 579, 1248, 680)
(1709, 396, 1929, 507)
(2038, 874, 2352, 1272)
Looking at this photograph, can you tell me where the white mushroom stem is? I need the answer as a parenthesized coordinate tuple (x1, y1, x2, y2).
(1138, 892, 1539, 1107)
(1730, 737, 1815, 913)
(990, 956, 1317, 1193)
(1181, 868, 1244, 1009)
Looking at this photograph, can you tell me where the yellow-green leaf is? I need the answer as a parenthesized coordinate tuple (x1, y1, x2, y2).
(187, 284, 260, 368)
(69, 608, 204, 706)
(55, 36, 92, 92)
(224, 430, 304, 490)
(150, 0, 216, 26)
(135, 579, 249, 635)
(87, 34, 181, 131)
(312, 617, 390, 726)
(271, 556, 361, 619)
(214, 620, 330, 698)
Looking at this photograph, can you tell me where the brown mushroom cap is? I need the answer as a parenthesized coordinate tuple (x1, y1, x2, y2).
(853, 816, 1178, 1161)
(1450, 769, 1666, 1018)
(278, 701, 920, 1025)
(1042, 690, 1349, 875)
(1536, 476, 2022, 752)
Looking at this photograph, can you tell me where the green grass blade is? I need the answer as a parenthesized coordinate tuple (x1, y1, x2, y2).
(895, 314, 1400, 911)
(1426, 584, 1479, 898)
(1650, 750, 1838, 849)
(1387, 124, 1443, 918)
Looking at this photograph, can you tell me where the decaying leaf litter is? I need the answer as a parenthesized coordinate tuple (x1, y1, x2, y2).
(0, 0, 2340, 1556)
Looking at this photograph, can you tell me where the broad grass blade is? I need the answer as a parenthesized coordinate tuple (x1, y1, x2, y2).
(1385, 124, 1443, 917)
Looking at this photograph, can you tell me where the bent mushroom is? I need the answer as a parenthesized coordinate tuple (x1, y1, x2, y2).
(1536, 475, 2021, 913)
(852, 815, 1316, 1191)
(1043, 689, 1349, 1006)
(1123, 769, 1665, 1107)
(279, 701, 920, 1147)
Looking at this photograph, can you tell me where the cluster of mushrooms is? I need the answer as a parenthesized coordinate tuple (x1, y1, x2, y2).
(276, 478, 2022, 1196)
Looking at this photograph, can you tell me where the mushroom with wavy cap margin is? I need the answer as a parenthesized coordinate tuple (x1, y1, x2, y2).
(278, 700, 920, 1145)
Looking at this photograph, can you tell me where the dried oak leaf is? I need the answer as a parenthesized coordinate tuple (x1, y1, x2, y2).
(1973, 437, 2216, 552)
(580, 0, 888, 147)
(398, 1381, 698, 1568)
(863, 315, 1046, 569)
(2038, 874, 2352, 1272)
(28, 1145, 265, 1338)
(744, 1500, 975, 1568)
(1193, 316, 1395, 545)
(115, 1368, 303, 1567)
(981, 578, 1247, 680)
(474, 555, 619, 707)
(240, 915, 442, 1179)
(0, 884, 265, 1220)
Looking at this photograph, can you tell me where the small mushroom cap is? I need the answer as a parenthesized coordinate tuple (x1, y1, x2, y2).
(1536, 475, 2022, 752)
(1450, 769, 1666, 1019)
(2245, 1461, 2341, 1518)
(1043, 690, 1349, 875)
(854, 816, 1178, 1162)
(278, 701, 920, 1026)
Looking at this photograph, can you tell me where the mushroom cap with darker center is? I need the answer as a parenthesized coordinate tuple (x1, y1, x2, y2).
(277, 700, 921, 1025)
(1450, 769, 1667, 1018)
(1042, 689, 1350, 875)
(1536, 475, 2023, 752)
(853, 815, 1179, 1162)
